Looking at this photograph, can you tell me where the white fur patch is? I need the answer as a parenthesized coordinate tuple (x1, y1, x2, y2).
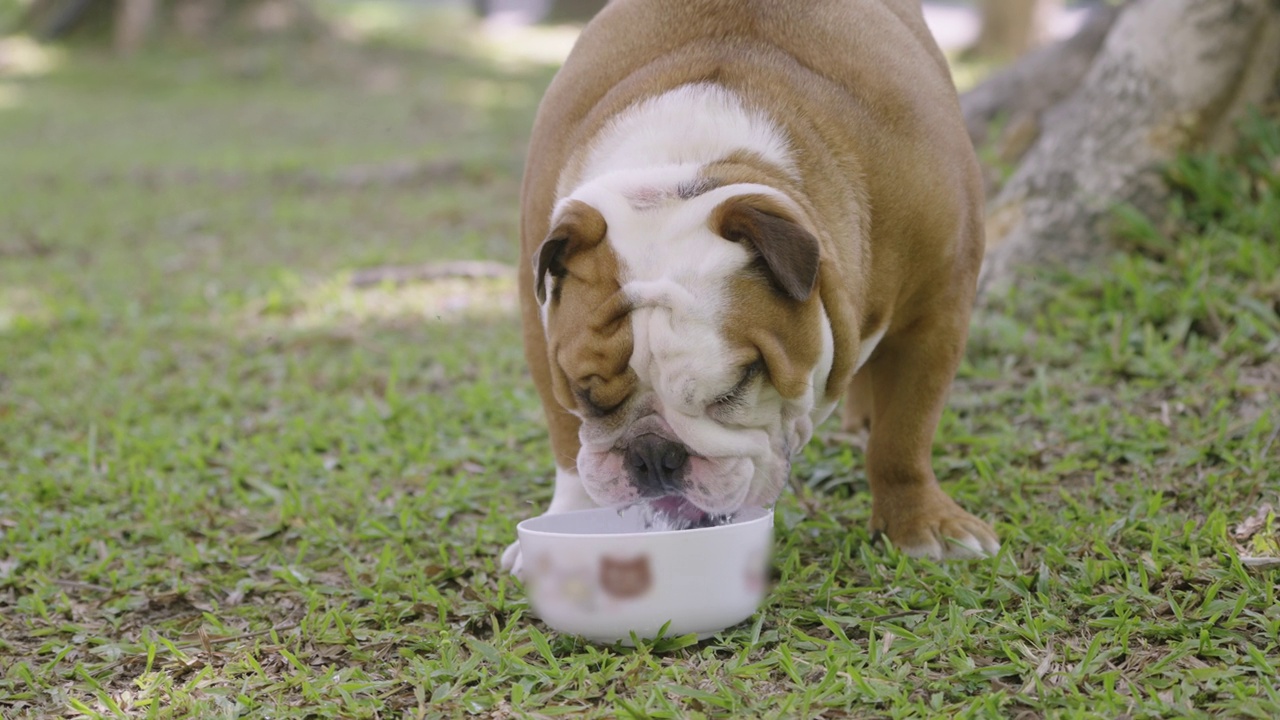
(855, 325, 887, 373)
(807, 306, 839, 430)
(545, 466, 597, 514)
(577, 83, 797, 188)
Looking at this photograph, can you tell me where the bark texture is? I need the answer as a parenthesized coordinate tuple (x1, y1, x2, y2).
(980, 0, 1280, 293)
(960, 3, 1120, 163)
(113, 0, 157, 54)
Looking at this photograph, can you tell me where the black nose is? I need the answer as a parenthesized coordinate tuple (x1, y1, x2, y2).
(625, 434, 689, 495)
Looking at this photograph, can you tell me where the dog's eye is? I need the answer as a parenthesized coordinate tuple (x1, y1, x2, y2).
(711, 360, 764, 408)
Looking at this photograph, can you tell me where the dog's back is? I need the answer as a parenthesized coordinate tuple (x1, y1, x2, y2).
(522, 0, 982, 324)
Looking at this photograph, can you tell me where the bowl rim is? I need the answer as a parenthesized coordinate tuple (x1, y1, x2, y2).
(517, 504, 774, 540)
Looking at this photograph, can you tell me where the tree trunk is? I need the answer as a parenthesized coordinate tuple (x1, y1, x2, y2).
(173, 0, 224, 39)
(113, 0, 157, 55)
(961, 3, 1120, 175)
(968, 0, 1063, 62)
(979, 0, 1280, 294)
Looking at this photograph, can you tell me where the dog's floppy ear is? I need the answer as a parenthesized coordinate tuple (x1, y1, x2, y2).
(533, 200, 608, 304)
(712, 194, 820, 301)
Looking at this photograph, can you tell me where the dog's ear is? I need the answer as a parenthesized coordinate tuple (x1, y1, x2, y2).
(533, 200, 608, 304)
(712, 194, 819, 301)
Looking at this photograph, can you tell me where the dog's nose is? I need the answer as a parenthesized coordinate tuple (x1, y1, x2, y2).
(625, 434, 689, 495)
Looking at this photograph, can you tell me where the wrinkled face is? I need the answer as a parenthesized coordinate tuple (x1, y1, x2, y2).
(535, 176, 836, 523)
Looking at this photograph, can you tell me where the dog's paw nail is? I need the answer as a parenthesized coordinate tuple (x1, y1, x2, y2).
(944, 532, 998, 559)
(873, 502, 1000, 561)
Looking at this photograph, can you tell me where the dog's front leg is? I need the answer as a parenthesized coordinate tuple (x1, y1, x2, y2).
(862, 312, 1000, 559)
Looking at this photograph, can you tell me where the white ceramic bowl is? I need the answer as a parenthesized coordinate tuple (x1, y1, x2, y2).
(517, 505, 773, 645)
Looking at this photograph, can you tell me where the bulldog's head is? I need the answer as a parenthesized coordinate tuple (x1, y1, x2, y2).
(533, 175, 836, 524)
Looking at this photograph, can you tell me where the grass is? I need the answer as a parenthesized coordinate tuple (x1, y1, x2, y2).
(2, 11, 1278, 719)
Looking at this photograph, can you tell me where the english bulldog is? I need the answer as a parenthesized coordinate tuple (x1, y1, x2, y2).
(503, 0, 1000, 573)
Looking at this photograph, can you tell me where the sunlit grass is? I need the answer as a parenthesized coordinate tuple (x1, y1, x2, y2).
(0, 33, 63, 108)
(237, 271, 518, 333)
(0, 34, 64, 77)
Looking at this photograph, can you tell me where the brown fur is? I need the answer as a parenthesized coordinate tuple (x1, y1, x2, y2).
(720, 273, 823, 401)
(537, 201, 638, 418)
(710, 193, 825, 400)
(519, 0, 997, 556)
(697, 151, 865, 402)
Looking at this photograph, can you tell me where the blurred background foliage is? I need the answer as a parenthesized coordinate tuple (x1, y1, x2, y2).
(0, 1, 1079, 64)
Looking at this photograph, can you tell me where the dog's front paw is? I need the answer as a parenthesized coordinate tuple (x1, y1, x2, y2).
(501, 539, 525, 579)
(871, 490, 1000, 560)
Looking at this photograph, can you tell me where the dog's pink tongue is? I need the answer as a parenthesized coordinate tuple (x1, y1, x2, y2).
(651, 496, 707, 523)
